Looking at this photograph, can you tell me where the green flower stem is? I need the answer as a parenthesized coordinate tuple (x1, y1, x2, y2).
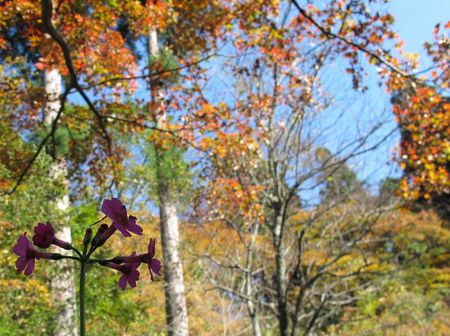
(71, 246, 83, 259)
(47, 254, 81, 262)
(80, 229, 90, 336)
(89, 216, 106, 227)
(88, 257, 126, 264)
(80, 260, 86, 336)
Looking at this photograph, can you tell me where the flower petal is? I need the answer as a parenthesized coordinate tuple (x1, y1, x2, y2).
(127, 216, 143, 235)
(113, 221, 132, 237)
(45, 223, 55, 234)
(34, 223, 45, 234)
(128, 279, 136, 288)
(150, 259, 161, 276)
(118, 275, 127, 290)
(124, 252, 142, 266)
(102, 198, 125, 221)
(16, 256, 27, 273)
(26, 236, 35, 250)
(33, 235, 51, 249)
(128, 271, 140, 288)
(12, 235, 28, 256)
(148, 238, 156, 257)
(34, 223, 54, 236)
(24, 258, 35, 276)
(131, 269, 140, 281)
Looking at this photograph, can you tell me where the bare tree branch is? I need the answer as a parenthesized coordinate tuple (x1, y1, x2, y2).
(81, 53, 217, 90)
(290, 0, 410, 78)
(5, 88, 71, 195)
(41, 0, 111, 150)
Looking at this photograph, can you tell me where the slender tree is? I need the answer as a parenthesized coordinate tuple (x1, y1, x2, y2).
(148, 29, 189, 335)
(43, 67, 78, 336)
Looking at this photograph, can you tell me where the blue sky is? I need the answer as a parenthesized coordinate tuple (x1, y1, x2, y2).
(334, 0, 450, 190)
(289, 0, 450, 201)
(391, 0, 449, 56)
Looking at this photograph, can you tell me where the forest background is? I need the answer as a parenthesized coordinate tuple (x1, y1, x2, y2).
(0, 0, 448, 335)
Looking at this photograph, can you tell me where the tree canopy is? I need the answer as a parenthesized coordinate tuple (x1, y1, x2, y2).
(0, 1, 448, 335)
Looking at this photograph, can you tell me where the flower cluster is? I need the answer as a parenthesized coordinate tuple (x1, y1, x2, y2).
(12, 198, 161, 290)
(13, 233, 53, 276)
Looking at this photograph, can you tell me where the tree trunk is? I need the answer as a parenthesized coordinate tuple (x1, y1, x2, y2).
(44, 68, 78, 336)
(246, 222, 262, 336)
(273, 210, 289, 336)
(148, 30, 189, 336)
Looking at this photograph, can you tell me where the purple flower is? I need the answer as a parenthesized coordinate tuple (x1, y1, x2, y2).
(13, 233, 51, 276)
(32, 222, 71, 250)
(119, 239, 161, 281)
(101, 198, 143, 237)
(107, 253, 141, 290)
(143, 238, 161, 281)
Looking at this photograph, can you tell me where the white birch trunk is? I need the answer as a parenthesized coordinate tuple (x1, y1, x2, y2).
(245, 222, 262, 336)
(44, 68, 78, 336)
(148, 30, 189, 336)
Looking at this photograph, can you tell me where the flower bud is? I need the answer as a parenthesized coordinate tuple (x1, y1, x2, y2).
(83, 228, 93, 249)
(92, 224, 109, 247)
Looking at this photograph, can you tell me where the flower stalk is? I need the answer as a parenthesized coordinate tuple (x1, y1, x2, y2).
(80, 259, 87, 336)
(11, 198, 161, 336)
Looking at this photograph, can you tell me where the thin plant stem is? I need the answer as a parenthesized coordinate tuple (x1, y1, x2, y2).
(80, 260, 86, 336)
(70, 246, 83, 258)
(80, 229, 90, 336)
(90, 216, 106, 227)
